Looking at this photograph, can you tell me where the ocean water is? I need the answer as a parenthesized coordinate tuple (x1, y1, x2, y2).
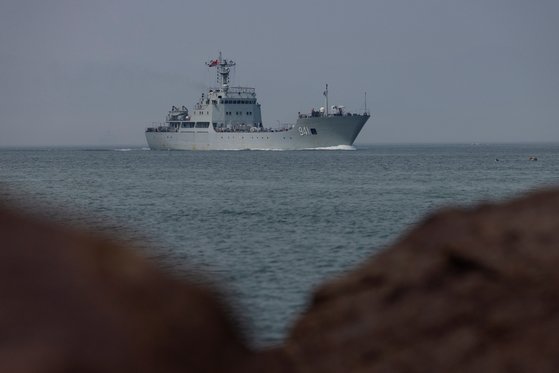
(1, 143, 558, 346)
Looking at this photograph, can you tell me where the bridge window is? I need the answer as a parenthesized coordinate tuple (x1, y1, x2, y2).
(195, 122, 209, 128)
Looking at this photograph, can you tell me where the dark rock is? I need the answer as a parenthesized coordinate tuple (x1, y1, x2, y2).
(285, 188, 559, 372)
(3, 188, 559, 372)
(0, 205, 291, 373)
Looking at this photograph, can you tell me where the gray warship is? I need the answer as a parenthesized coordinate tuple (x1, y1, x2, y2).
(145, 54, 370, 150)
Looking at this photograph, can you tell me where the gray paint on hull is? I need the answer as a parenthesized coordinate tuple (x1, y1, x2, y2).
(145, 115, 369, 150)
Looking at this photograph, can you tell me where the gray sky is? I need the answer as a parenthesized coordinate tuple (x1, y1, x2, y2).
(1, 0, 558, 146)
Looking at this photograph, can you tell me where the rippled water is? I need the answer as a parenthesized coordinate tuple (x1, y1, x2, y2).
(1, 144, 558, 346)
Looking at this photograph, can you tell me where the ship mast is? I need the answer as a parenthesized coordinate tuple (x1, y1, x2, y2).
(324, 83, 329, 117)
(206, 52, 236, 91)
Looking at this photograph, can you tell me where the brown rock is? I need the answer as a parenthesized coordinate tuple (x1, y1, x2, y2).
(285, 188, 559, 372)
(0, 205, 289, 373)
(4, 188, 559, 372)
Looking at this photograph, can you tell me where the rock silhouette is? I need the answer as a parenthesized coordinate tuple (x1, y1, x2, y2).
(2, 188, 559, 372)
(285, 188, 559, 372)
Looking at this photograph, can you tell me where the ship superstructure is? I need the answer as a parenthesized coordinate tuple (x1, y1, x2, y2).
(145, 53, 370, 150)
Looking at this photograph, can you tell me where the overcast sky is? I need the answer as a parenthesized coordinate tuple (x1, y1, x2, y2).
(1, 0, 558, 146)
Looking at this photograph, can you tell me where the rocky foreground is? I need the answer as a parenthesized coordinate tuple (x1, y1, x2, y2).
(2, 188, 559, 372)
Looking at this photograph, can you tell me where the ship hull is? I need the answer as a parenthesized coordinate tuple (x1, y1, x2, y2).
(145, 115, 369, 150)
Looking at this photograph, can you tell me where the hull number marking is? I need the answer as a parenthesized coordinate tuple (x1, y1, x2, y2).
(298, 126, 310, 136)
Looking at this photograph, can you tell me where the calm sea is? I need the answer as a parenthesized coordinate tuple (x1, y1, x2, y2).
(1, 143, 558, 346)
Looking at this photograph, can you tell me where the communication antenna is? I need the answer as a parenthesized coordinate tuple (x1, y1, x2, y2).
(364, 91, 367, 114)
(206, 51, 236, 88)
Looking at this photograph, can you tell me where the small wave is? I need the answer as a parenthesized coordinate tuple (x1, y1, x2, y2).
(304, 145, 356, 151)
(113, 147, 150, 152)
(217, 148, 286, 151)
(216, 145, 355, 151)
(249, 148, 286, 151)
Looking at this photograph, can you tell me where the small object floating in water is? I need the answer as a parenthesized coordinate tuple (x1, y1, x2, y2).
(495, 158, 499, 162)
(528, 156, 538, 161)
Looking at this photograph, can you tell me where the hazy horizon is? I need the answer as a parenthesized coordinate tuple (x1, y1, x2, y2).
(1, 0, 558, 147)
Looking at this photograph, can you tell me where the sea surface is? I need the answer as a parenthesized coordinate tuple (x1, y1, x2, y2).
(1, 143, 558, 346)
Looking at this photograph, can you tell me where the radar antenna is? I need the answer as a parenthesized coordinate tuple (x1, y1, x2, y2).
(206, 51, 236, 88)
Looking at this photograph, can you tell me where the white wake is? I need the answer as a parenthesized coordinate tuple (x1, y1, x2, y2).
(303, 145, 356, 151)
